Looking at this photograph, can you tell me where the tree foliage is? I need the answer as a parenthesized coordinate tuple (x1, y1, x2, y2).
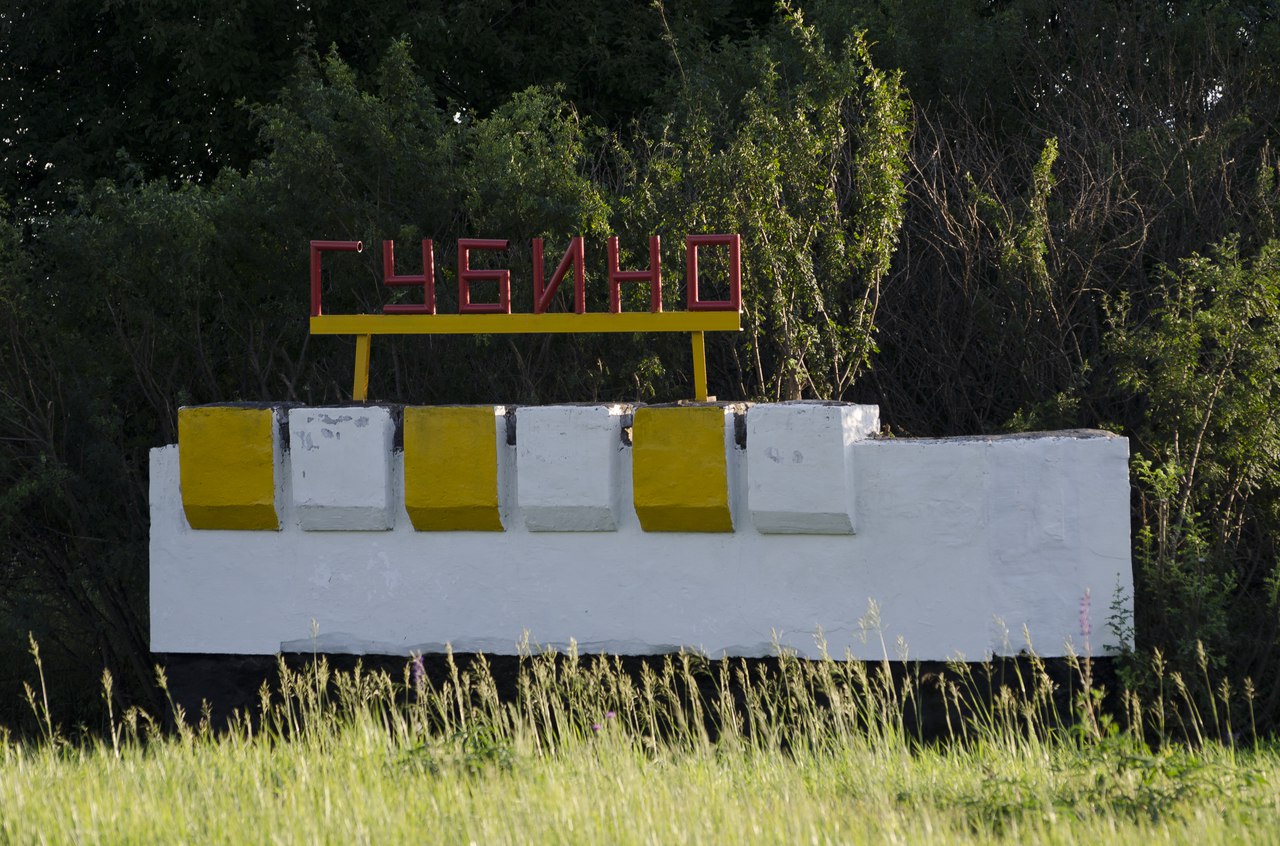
(625, 10, 908, 399)
(0, 4, 909, 722)
(5, 0, 1280, 730)
(837, 0, 1280, 715)
(1109, 239, 1280, 713)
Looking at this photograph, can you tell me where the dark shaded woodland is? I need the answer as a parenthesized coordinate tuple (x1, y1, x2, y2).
(4, 1, 1280, 729)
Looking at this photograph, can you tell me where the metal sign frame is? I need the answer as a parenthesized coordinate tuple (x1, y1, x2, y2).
(309, 235, 742, 401)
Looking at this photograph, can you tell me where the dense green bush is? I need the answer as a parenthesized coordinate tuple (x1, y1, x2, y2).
(0, 6, 909, 722)
(1108, 239, 1280, 715)
(4, 0, 1280, 731)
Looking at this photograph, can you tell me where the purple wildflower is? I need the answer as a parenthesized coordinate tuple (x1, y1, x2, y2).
(1079, 589, 1092, 639)
(606, 711, 616, 720)
(591, 723, 602, 733)
(411, 653, 425, 687)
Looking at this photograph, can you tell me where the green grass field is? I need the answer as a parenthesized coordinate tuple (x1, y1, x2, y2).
(2, 638, 1277, 844)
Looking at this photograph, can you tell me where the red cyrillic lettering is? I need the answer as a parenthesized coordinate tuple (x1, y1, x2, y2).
(685, 234, 741, 312)
(382, 239, 436, 314)
(309, 240, 363, 316)
(457, 239, 511, 314)
(532, 237, 586, 314)
(607, 235, 662, 313)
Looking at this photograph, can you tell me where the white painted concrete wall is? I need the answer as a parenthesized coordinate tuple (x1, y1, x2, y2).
(151, 403, 1133, 661)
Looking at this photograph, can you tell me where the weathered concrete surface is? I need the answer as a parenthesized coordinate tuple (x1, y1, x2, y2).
(517, 405, 628, 532)
(746, 402, 879, 534)
(151, 404, 1133, 661)
(289, 407, 394, 531)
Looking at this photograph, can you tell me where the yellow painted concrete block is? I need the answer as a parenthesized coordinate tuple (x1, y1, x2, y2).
(178, 406, 279, 530)
(403, 406, 504, 531)
(632, 406, 733, 532)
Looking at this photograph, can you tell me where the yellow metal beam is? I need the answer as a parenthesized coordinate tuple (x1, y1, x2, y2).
(311, 311, 741, 336)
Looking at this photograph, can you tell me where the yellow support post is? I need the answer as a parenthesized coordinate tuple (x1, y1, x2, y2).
(311, 312, 740, 402)
(352, 334, 372, 401)
(691, 331, 708, 402)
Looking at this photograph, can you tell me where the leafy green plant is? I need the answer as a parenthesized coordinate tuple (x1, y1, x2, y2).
(627, 7, 910, 400)
(1108, 237, 1280, 719)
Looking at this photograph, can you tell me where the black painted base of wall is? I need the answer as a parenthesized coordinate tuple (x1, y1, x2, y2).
(155, 651, 1120, 741)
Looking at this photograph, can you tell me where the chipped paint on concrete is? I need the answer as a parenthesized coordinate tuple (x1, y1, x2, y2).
(289, 407, 394, 530)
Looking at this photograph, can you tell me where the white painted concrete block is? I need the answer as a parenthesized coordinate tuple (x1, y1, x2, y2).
(517, 405, 627, 531)
(289, 407, 394, 530)
(747, 402, 879, 534)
